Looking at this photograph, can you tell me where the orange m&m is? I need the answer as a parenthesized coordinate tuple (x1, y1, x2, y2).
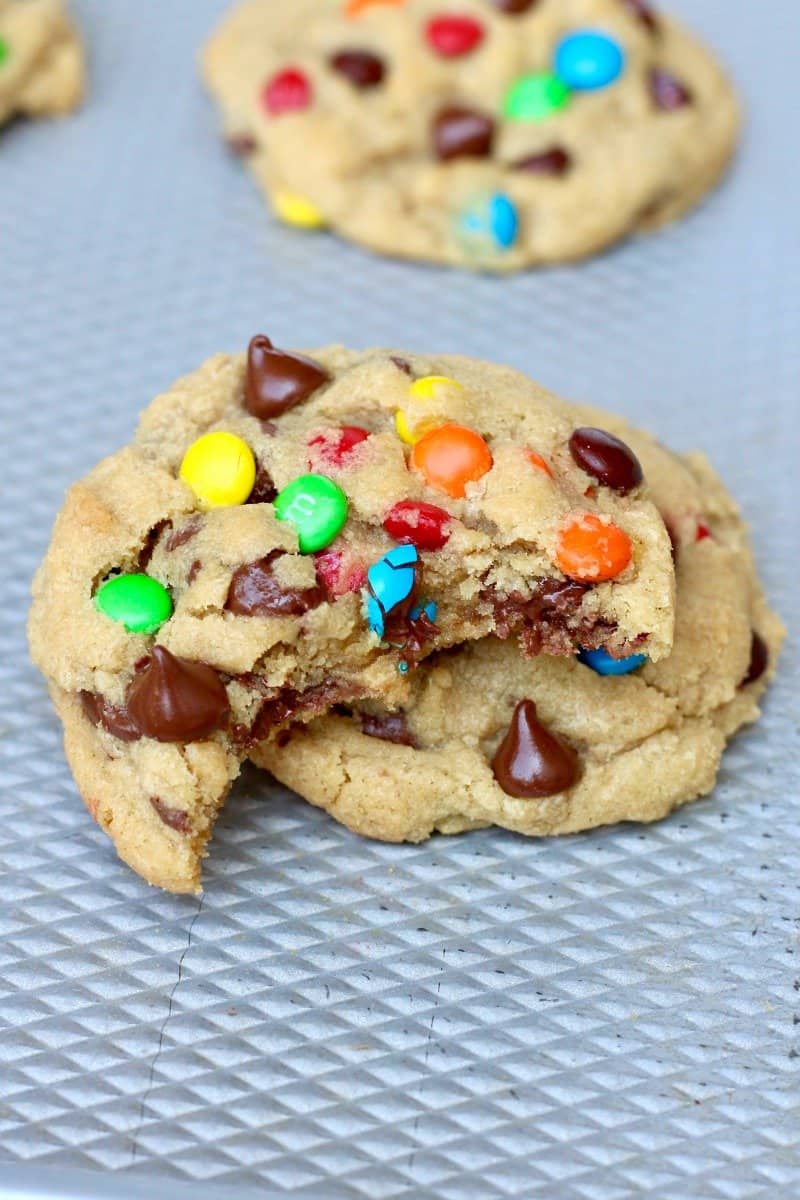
(410, 424, 493, 499)
(526, 450, 553, 478)
(555, 513, 632, 582)
(346, 0, 404, 15)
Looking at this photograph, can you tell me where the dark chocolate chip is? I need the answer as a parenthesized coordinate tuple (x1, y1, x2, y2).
(245, 335, 330, 420)
(490, 0, 540, 12)
(513, 146, 572, 176)
(650, 68, 692, 110)
(390, 356, 413, 376)
(188, 560, 202, 584)
(138, 521, 169, 570)
(228, 133, 257, 156)
(330, 49, 385, 89)
(248, 680, 348, 745)
(165, 517, 203, 553)
(569, 427, 644, 493)
(126, 647, 230, 743)
(742, 632, 769, 687)
(492, 699, 580, 799)
(150, 797, 191, 834)
(80, 691, 141, 743)
(433, 107, 495, 161)
(621, 0, 660, 33)
(360, 711, 417, 747)
(247, 462, 278, 505)
(226, 551, 324, 617)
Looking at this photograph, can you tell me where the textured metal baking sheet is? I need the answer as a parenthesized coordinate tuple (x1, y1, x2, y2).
(1, 1, 798, 1197)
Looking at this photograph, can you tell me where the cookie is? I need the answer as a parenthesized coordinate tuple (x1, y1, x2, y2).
(254, 425, 784, 842)
(0, 0, 84, 127)
(29, 340, 676, 892)
(202, 0, 739, 271)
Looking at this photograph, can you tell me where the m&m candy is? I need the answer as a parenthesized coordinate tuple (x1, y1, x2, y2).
(396, 376, 466, 445)
(262, 67, 312, 115)
(273, 191, 326, 229)
(365, 545, 420, 638)
(308, 426, 370, 468)
(95, 574, 173, 635)
(554, 32, 626, 91)
(504, 73, 570, 121)
(274, 474, 348, 553)
(458, 193, 519, 257)
(555, 513, 632, 582)
(426, 14, 485, 58)
(180, 432, 256, 509)
(578, 647, 648, 676)
(383, 500, 452, 551)
(410, 424, 493, 499)
(0, 38, 9, 66)
(346, 0, 404, 15)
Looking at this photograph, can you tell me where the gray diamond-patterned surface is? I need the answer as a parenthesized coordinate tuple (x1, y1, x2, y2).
(1, 0, 798, 1196)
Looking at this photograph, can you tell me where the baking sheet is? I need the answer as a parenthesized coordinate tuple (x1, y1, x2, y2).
(1, 1, 799, 1197)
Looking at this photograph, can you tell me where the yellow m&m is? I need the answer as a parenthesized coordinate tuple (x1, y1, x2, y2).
(395, 375, 466, 445)
(180, 432, 256, 509)
(273, 191, 326, 230)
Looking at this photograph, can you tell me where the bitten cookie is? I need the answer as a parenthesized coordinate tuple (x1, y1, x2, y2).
(0, 0, 84, 127)
(29, 341, 675, 892)
(202, 0, 739, 271)
(254, 423, 784, 842)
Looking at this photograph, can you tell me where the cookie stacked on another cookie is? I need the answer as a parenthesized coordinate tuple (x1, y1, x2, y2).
(0, 0, 84, 127)
(203, 0, 740, 270)
(29, 339, 679, 892)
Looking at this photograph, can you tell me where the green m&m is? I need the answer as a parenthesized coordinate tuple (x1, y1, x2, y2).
(504, 73, 570, 121)
(274, 474, 348, 554)
(95, 574, 173, 635)
(0, 38, 9, 67)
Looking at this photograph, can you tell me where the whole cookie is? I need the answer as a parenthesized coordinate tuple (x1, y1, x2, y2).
(0, 0, 84, 127)
(29, 342, 675, 892)
(254, 428, 784, 842)
(202, 0, 739, 270)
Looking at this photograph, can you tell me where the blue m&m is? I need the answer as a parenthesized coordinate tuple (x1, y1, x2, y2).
(554, 32, 626, 91)
(366, 545, 420, 639)
(458, 193, 519, 258)
(578, 647, 648, 676)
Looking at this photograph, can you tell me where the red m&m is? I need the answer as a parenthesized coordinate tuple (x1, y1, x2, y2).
(262, 68, 312, 115)
(308, 426, 370, 468)
(426, 14, 485, 58)
(384, 501, 452, 551)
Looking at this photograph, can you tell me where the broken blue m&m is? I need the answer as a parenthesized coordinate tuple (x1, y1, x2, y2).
(578, 647, 648, 676)
(366, 545, 420, 639)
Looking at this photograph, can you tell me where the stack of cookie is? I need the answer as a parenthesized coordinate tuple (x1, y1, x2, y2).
(28, 339, 783, 892)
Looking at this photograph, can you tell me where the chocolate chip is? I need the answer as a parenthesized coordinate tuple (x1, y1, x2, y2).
(80, 691, 141, 743)
(226, 552, 324, 617)
(390, 356, 413, 376)
(247, 462, 278, 505)
(433, 107, 495, 161)
(330, 49, 385, 89)
(245, 335, 330, 420)
(138, 521, 169, 570)
(248, 680, 349, 745)
(188, 560, 202, 584)
(490, 0, 540, 12)
(513, 146, 572, 176)
(150, 797, 191, 834)
(360, 711, 417, 747)
(126, 647, 230, 743)
(228, 133, 257, 156)
(650, 68, 692, 110)
(742, 632, 769, 687)
(165, 517, 203, 552)
(621, 0, 660, 33)
(492, 700, 580, 799)
(569, 427, 644, 494)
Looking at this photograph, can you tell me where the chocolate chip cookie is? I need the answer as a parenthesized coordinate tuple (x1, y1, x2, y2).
(202, 0, 739, 270)
(0, 0, 84, 128)
(254, 424, 783, 842)
(28, 340, 675, 891)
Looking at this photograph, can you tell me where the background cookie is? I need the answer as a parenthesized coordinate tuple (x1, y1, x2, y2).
(203, 0, 739, 270)
(254, 428, 783, 840)
(0, 0, 84, 126)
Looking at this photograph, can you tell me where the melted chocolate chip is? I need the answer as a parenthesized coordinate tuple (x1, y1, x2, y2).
(80, 691, 141, 743)
(360, 711, 417, 747)
(485, 579, 629, 659)
(138, 521, 169, 570)
(150, 797, 191, 834)
(569, 427, 644, 494)
(247, 462, 278, 505)
(742, 632, 769, 687)
(165, 517, 203, 553)
(650, 68, 692, 110)
(492, 700, 580, 799)
(433, 107, 495, 161)
(513, 146, 572, 176)
(330, 49, 385, 89)
(248, 680, 349, 745)
(126, 647, 230, 743)
(490, 0, 540, 12)
(228, 133, 257, 156)
(188, 560, 202, 584)
(245, 335, 330, 420)
(226, 551, 324, 617)
(621, 0, 660, 33)
(391, 356, 413, 376)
